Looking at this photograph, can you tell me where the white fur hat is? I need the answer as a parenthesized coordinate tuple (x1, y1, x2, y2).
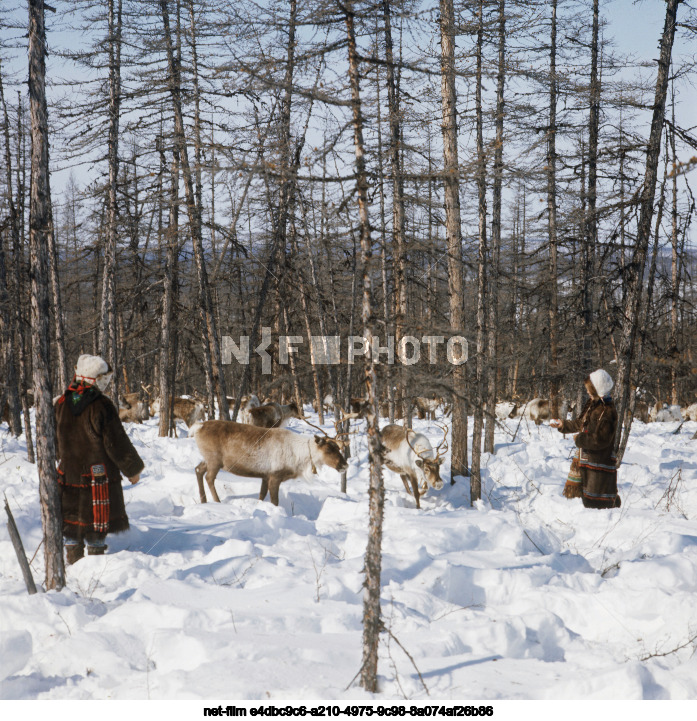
(589, 369, 613, 397)
(74, 354, 110, 383)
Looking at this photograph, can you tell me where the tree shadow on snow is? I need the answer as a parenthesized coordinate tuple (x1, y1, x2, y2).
(417, 655, 502, 680)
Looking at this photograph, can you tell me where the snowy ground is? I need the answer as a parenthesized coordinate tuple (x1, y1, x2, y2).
(2, 408, 697, 701)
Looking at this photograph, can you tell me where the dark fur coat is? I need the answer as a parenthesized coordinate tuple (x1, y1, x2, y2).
(558, 397, 620, 509)
(56, 385, 144, 540)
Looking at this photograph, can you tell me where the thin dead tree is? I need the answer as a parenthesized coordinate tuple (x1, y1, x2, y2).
(382, 0, 407, 421)
(28, 0, 64, 590)
(484, 0, 506, 455)
(579, 0, 601, 383)
(439, 0, 468, 482)
(12, 92, 35, 462)
(0, 64, 22, 437)
(614, 0, 681, 459)
(157, 132, 179, 437)
(98, 0, 123, 405)
(547, 0, 560, 419)
(342, 0, 385, 693)
(470, 0, 488, 505)
(159, 0, 229, 419)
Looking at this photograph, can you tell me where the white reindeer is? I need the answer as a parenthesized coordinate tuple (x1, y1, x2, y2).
(381, 423, 447, 509)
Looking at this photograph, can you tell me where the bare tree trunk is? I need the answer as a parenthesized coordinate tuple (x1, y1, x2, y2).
(470, 0, 488, 505)
(185, 0, 230, 417)
(439, 0, 468, 481)
(344, 1, 384, 693)
(291, 212, 324, 425)
(281, 301, 303, 411)
(0, 226, 19, 434)
(547, 0, 560, 419)
(0, 64, 22, 436)
(485, 0, 506, 455)
(99, 0, 123, 407)
(579, 0, 600, 383)
(614, 0, 681, 458)
(669, 86, 680, 406)
(14, 93, 34, 462)
(617, 164, 667, 461)
(374, 36, 395, 424)
(48, 204, 68, 388)
(28, 0, 64, 591)
(159, 0, 229, 419)
(158, 135, 178, 437)
(382, 0, 407, 421)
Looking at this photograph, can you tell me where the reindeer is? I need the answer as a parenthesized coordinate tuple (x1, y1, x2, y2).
(151, 395, 206, 428)
(378, 399, 405, 419)
(495, 401, 519, 419)
(248, 400, 302, 428)
(118, 391, 150, 424)
(524, 398, 550, 425)
(381, 423, 447, 509)
(682, 402, 697, 422)
(237, 394, 261, 424)
(192, 421, 348, 506)
(652, 403, 683, 422)
(414, 396, 442, 421)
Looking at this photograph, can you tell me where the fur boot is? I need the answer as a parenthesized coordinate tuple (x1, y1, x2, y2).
(87, 544, 107, 556)
(66, 544, 84, 565)
(563, 453, 583, 499)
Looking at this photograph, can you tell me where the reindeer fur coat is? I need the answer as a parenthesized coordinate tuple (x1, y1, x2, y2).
(557, 397, 620, 509)
(56, 384, 144, 541)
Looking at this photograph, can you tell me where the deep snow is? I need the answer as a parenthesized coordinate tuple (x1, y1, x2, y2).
(2, 408, 697, 701)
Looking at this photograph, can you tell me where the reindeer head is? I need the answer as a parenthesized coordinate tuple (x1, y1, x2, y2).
(314, 436, 348, 472)
(407, 423, 448, 491)
(349, 397, 372, 419)
(415, 456, 444, 490)
(300, 410, 359, 467)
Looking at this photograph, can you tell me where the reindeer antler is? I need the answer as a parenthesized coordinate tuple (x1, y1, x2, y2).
(405, 428, 427, 460)
(301, 416, 331, 437)
(432, 421, 449, 461)
(300, 410, 360, 445)
(333, 411, 361, 445)
(333, 410, 360, 430)
(405, 424, 448, 462)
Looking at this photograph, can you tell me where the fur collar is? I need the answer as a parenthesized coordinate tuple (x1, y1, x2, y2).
(61, 382, 102, 416)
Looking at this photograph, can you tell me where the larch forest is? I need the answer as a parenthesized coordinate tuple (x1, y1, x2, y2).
(1, 0, 696, 696)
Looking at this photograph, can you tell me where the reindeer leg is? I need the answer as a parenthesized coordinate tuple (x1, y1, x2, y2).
(268, 475, 281, 506)
(206, 464, 222, 503)
(195, 461, 208, 503)
(400, 474, 413, 495)
(409, 475, 421, 509)
(259, 476, 269, 501)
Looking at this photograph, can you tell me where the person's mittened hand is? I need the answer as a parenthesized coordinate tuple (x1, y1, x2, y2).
(129, 474, 140, 485)
(550, 419, 562, 428)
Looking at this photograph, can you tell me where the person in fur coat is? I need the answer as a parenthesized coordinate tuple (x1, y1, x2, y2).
(55, 355, 144, 564)
(550, 369, 621, 509)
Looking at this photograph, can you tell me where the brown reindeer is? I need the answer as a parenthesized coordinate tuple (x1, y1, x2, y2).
(249, 400, 302, 428)
(151, 395, 206, 428)
(192, 421, 348, 505)
(414, 396, 442, 420)
(119, 390, 151, 424)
